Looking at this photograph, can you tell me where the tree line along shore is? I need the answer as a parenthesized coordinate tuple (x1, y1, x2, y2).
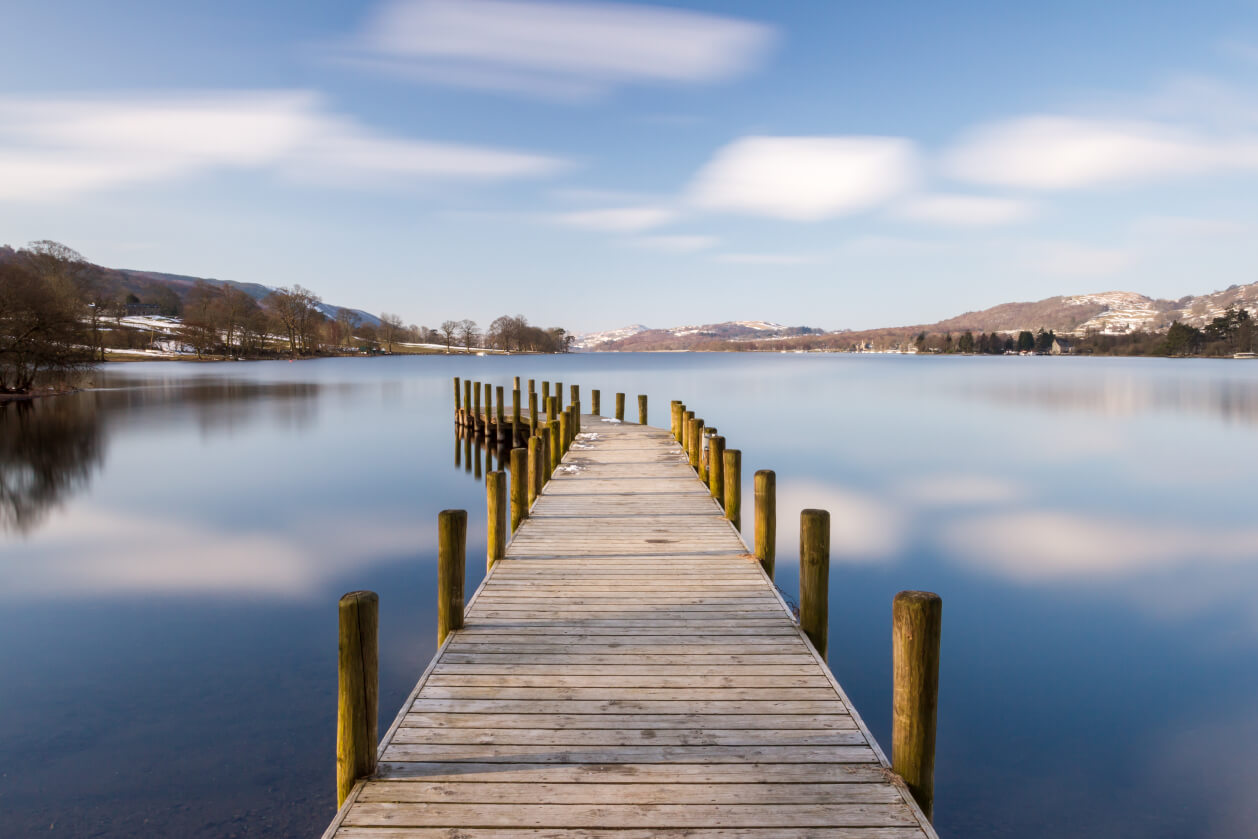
(0, 241, 572, 395)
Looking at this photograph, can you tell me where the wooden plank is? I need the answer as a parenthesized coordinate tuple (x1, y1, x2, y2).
(375, 762, 895, 784)
(390, 728, 868, 746)
(397, 713, 857, 730)
(336, 829, 926, 839)
(341, 803, 917, 828)
(357, 781, 901, 804)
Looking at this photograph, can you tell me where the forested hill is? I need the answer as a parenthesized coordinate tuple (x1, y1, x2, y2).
(0, 246, 379, 326)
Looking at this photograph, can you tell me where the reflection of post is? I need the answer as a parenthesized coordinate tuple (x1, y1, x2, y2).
(337, 590, 378, 808)
(893, 590, 942, 822)
(473, 439, 482, 479)
(454, 434, 461, 468)
(463, 435, 472, 473)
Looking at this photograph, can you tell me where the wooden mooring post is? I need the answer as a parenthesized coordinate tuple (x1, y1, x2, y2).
(336, 590, 378, 808)
(615, 392, 625, 422)
(512, 389, 522, 446)
(799, 508, 829, 659)
(707, 434, 725, 507)
(510, 448, 527, 532)
(755, 469, 776, 579)
(437, 509, 466, 646)
(452, 377, 461, 422)
(591, 389, 600, 415)
(528, 436, 542, 504)
(549, 421, 561, 473)
(638, 394, 647, 425)
(555, 381, 563, 412)
(893, 590, 943, 821)
(487, 471, 506, 569)
(670, 400, 681, 439)
(528, 391, 538, 439)
(723, 448, 741, 531)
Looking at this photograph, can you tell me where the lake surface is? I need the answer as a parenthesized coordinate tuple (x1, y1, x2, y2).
(3, 353, 1257, 838)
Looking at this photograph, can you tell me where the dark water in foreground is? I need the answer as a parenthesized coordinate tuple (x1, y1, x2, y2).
(2, 353, 1257, 838)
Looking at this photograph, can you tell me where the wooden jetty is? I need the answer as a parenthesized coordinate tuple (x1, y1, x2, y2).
(325, 381, 940, 838)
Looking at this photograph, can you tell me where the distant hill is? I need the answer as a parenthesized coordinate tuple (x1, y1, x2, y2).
(575, 321, 823, 351)
(577, 282, 1258, 352)
(0, 246, 380, 327)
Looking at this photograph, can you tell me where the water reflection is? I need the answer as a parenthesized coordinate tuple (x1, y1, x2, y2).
(0, 397, 104, 534)
(454, 423, 515, 484)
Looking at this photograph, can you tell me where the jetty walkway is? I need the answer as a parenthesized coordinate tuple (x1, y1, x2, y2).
(323, 404, 939, 838)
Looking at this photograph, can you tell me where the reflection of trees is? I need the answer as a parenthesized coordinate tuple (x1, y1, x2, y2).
(0, 396, 103, 534)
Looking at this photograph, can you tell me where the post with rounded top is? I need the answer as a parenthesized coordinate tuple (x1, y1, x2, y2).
(510, 448, 528, 532)
(542, 381, 550, 404)
(549, 420, 561, 473)
(681, 410, 693, 450)
(528, 378, 535, 395)
(570, 383, 579, 406)
(437, 509, 466, 646)
(637, 394, 647, 425)
(723, 449, 741, 531)
(615, 392, 625, 422)
(527, 436, 542, 504)
(512, 389, 522, 445)
(513, 376, 520, 390)
(893, 590, 943, 822)
(547, 396, 558, 423)
(559, 410, 570, 457)
(754, 470, 776, 579)
(591, 389, 601, 415)
(572, 400, 581, 434)
(486, 471, 506, 569)
(708, 435, 725, 507)
(453, 376, 461, 416)
(555, 382, 564, 412)
(700, 427, 715, 483)
(670, 401, 681, 440)
(799, 509, 830, 659)
(337, 589, 378, 808)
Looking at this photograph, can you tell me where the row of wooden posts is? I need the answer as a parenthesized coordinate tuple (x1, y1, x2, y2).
(336, 379, 943, 823)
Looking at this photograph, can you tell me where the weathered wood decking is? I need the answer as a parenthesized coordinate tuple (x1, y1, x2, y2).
(324, 418, 938, 838)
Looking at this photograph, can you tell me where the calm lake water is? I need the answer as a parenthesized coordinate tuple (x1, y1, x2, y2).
(3, 353, 1257, 838)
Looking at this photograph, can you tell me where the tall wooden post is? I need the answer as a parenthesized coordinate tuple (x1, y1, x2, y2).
(688, 419, 703, 470)
(615, 392, 625, 421)
(559, 410, 570, 456)
(529, 391, 539, 439)
(572, 400, 581, 433)
(555, 382, 563, 412)
(547, 396, 558, 423)
(510, 448, 528, 532)
(486, 471, 506, 569)
(637, 394, 647, 425)
(437, 509, 466, 646)
(472, 382, 481, 431)
(670, 401, 681, 440)
(528, 436, 542, 504)
(699, 427, 715, 484)
(723, 449, 741, 531)
(495, 386, 505, 443)
(453, 377, 461, 416)
(539, 422, 551, 485)
(754, 470, 776, 579)
(512, 388, 522, 445)
(549, 420, 561, 472)
(681, 410, 694, 450)
(542, 381, 550, 404)
(463, 380, 473, 428)
(513, 376, 520, 390)
(708, 435, 725, 506)
(337, 590, 378, 808)
(484, 383, 492, 430)
(893, 591, 943, 821)
(799, 509, 830, 659)
(570, 384, 579, 406)
(592, 389, 601, 415)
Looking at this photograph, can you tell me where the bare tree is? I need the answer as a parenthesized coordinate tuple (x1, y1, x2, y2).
(439, 320, 458, 353)
(265, 284, 323, 356)
(459, 319, 478, 351)
(379, 312, 404, 353)
(0, 261, 93, 393)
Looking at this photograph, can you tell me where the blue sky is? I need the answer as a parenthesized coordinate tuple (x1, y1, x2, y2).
(3, 0, 1258, 332)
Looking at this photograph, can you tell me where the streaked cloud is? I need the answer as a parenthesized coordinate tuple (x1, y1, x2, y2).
(554, 205, 679, 232)
(0, 92, 566, 202)
(775, 480, 904, 561)
(943, 115, 1258, 190)
(714, 252, 817, 265)
(633, 234, 717, 252)
(687, 136, 918, 220)
(894, 193, 1034, 227)
(340, 0, 775, 100)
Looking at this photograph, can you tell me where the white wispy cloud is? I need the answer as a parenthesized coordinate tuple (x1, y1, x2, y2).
(687, 136, 918, 220)
(0, 92, 566, 202)
(339, 0, 775, 100)
(714, 252, 817, 265)
(553, 205, 679, 232)
(894, 193, 1034, 227)
(633, 234, 717, 252)
(943, 115, 1258, 190)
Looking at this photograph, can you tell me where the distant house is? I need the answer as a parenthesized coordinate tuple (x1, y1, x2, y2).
(125, 302, 162, 317)
(1050, 337, 1074, 355)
